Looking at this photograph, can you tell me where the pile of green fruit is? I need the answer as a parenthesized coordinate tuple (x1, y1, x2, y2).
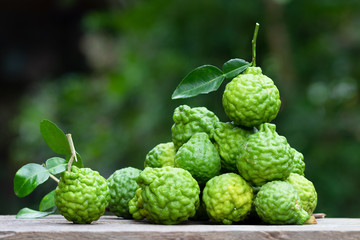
(14, 23, 317, 225)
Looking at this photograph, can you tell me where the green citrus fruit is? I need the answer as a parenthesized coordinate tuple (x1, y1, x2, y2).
(254, 180, 310, 225)
(212, 122, 256, 172)
(236, 123, 293, 186)
(289, 147, 305, 175)
(171, 105, 219, 150)
(55, 166, 110, 224)
(128, 166, 200, 225)
(222, 67, 281, 127)
(202, 173, 253, 224)
(144, 142, 176, 168)
(175, 132, 221, 186)
(286, 173, 317, 215)
(107, 167, 141, 218)
(128, 188, 147, 220)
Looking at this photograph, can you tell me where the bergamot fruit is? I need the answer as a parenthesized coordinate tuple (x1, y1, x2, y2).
(254, 180, 310, 225)
(171, 105, 219, 150)
(144, 142, 176, 168)
(128, 166, 200, 224)
(55, 166, 110, 224)
(222, 67, 281, 127)
(174, 132, 221, 186)
(211, 122, 256, 173)
(202, 173, 253, 224)
(286, 173, 317, 215)
(236, 123, 293, 186)
(107, 167, 141, 218)
(289, 147, 305, 175)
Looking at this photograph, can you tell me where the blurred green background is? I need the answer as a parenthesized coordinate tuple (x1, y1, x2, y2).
(1, 0, 360, 217)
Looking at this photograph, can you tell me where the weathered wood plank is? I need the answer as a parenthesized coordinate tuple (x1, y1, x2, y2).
(1, 215, 360, 240)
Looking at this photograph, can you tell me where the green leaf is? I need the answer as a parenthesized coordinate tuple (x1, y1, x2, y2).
(172, 65, 225, 99)
(16, 207, 55, 219)
(65, 152, 84, 168)
(39, 190, 56, 211)
(14, 163, 50, 198)
(222, 58, 251, 79)
(45, 157, 67, 175)
(40, 120, 71, 155)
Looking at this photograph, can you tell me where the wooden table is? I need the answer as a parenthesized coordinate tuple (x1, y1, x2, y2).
(1, 215, 360, 239)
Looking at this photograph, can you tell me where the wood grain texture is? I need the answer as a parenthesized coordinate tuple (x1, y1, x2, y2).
(1, 215, 360, 240)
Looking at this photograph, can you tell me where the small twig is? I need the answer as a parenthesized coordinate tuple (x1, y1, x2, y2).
(49, 173, 59, 183)
(66, 134, 78, 172)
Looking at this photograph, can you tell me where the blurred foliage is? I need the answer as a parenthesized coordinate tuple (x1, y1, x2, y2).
(9, 0, 360, 217)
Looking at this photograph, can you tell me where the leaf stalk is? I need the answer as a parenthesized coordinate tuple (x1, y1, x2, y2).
(251, 23, 260, 67)
(66, 134, 78, 172)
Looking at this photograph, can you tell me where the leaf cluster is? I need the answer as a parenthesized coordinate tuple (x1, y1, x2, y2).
(172, 58, 251, 99)
(13, 120, 84, 219)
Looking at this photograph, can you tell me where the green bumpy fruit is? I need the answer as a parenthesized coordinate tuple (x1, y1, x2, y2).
(222, 67, 281, 127)
(55, 166, 109, 224)
(171, 105, 219, 150)
(129, 167, 200, 225)
(254, 181, 310, 225)
(289, 148, 305, 175)
(236, 123, 293, 186)
(212, 122, 256, 173)
(203, 173, 253, 224)
(175, 132, 221, 186)
(107, 167, 141, 218)
(287, 173, 317, 215)
(144, 142, 176, 168)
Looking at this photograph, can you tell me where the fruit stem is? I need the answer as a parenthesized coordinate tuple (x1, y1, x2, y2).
(251, 22, 260, 67)
(49, 173, 59, 183)
(66, 134, 78, 172)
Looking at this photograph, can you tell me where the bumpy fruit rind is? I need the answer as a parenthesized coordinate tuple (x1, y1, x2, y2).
(289, 148, 305, 175)
(129, 166, 200, 225)
(286, 173, 317, 215)
(144, 142, 176, 168)
(107, 167, 141, 218)
(175, 132, 221, 186)
(236, 123, 293, 186)
(212, 122, 255, 172)
(55, 166, 110, 224)
(254, 180, 310, 225)
(171, 105, 219, 150)
(203, 173, 253, 224)
(222, 67, 281, 127)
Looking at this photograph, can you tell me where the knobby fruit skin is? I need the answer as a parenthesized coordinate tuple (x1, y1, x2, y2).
(211, 122, 256, 173)
(286, 173, 317, 215)
(202, 173, 253, 224)
(254, 181, 310, 225)
(236, 123, 293, 186)
(107, 167, 142, 218)
(289, 147, 305, 176)
(175, 132, 221, 186)
(129, 166, 200, 225)
(55, 166, 110, 224)
(222, 67, 281, 127)
(171, 105, 219, 150)
(144, 142, 176, 168)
